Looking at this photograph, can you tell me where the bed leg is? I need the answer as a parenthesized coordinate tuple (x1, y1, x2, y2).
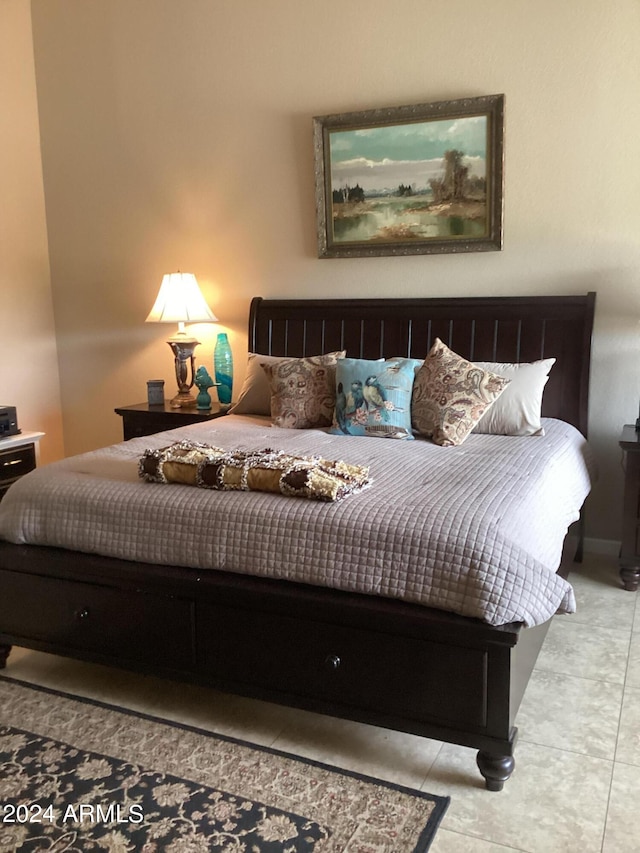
(0, 644, 12, 669)
(620, 566, 640, 592)
(476, 751, 515, 791)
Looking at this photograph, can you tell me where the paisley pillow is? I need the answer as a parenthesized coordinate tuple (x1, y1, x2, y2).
(231, 351, 345, 416)
(262, 353, 343, 429)
(230, 351, 345, 417)
(412, 339, 510, 446)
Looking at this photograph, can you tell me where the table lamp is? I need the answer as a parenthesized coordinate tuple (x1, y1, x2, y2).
(145, 272, 218, 408)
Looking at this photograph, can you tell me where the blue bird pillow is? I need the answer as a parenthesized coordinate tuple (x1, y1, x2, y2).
(330, 357, 417, 439)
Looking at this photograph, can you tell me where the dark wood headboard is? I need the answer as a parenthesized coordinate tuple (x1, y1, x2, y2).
(249, 293, 596, 437)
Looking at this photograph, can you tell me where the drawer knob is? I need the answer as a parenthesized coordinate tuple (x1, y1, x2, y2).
(75, 608, 90, 621)
(325, 654, 341, 670)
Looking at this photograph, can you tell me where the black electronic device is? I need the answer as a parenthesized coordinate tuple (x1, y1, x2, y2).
(0, 406, 20, 438)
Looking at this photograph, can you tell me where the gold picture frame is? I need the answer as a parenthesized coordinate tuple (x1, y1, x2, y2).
(313, 93, 505, 258)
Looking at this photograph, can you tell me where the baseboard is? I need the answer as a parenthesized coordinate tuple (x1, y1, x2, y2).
(584, 537, 620, 557)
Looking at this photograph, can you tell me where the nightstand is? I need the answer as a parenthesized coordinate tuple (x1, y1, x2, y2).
(619, 424, 640, 591)
(114, 402, 228, 440)
(0, 431, 45, 502)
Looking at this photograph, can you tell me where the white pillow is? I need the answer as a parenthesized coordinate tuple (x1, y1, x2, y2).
(229, 353, 284, 416)
(472, 358, 555, 436)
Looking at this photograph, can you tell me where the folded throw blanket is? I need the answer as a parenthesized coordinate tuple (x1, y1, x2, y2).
(139, 441, 371, 502)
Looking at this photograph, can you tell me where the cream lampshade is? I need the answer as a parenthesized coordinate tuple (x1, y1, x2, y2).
(146, 272, 218, 408)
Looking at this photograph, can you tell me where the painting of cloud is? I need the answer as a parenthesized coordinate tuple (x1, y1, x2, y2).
(328, 115, 489, 244)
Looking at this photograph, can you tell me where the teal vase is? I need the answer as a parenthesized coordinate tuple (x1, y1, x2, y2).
(214, 332, 233, 406)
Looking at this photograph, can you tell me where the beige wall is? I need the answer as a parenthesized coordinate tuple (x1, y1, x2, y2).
(29, 0, 640, 542)
(0, 0, 63, 464)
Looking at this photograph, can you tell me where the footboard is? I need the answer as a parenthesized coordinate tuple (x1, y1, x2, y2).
(0, 540, 545, 791)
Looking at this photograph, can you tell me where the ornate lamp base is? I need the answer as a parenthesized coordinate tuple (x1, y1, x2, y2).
(169, 389, 197, 408)
(167, 336, 200, 408)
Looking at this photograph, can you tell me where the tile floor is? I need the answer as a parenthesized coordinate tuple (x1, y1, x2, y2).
(3, 552, 638, 852)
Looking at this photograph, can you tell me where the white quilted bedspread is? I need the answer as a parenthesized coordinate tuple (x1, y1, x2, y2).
(0, 415, 594, 627)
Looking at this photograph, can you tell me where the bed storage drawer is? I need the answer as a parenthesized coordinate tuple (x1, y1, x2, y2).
(0, 569, 194, 669)
(197, 603, 488, 729)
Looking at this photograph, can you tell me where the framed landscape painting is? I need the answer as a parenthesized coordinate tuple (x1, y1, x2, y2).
(313, 94, 504, 258)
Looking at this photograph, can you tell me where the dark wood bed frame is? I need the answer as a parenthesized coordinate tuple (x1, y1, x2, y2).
(0, 293, 595, 791)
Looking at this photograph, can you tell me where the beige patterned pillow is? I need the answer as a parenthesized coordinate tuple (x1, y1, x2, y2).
(262, 353, 343, 429)
(231, 351, 345, 416)
(412, 339, 511, 446)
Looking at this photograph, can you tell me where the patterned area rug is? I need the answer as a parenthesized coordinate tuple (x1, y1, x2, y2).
(0, 677, 448, 852)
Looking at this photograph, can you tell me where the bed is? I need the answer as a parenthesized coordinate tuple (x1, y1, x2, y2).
(0, 293, 595, 791)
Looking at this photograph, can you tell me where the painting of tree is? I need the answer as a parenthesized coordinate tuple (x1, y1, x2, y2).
(313, 94, 504, 257)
